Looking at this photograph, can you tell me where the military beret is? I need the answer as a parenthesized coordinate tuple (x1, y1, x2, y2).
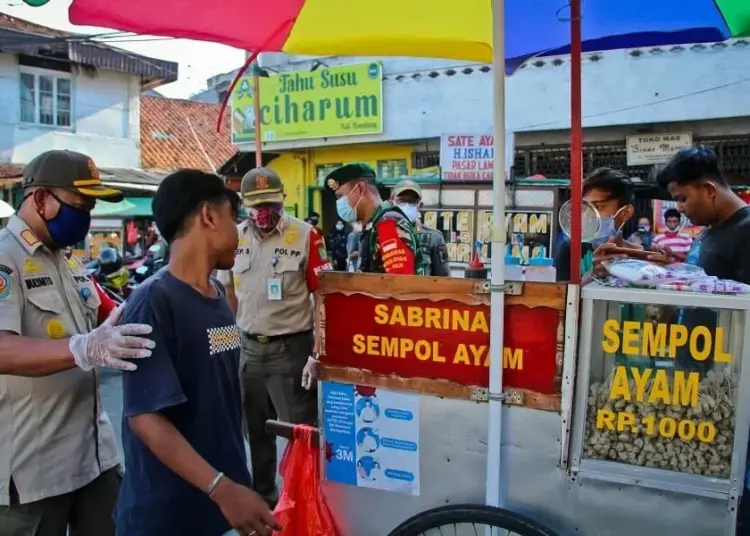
(326, 163, 376, 191)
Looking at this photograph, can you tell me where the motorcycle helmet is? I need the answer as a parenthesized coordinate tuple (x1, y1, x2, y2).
(106, 265, 130, 290)
(98, 247, 123, 276)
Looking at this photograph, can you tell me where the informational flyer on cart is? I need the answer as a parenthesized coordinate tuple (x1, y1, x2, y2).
(322, 381, 420, 496)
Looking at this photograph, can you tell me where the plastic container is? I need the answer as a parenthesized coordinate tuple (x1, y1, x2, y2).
(504, 255, 524, 281)
(525, 257, 556, 282)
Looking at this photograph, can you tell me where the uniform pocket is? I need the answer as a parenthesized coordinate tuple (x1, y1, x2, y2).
(26, 291, 63, 315)
(273, 257, 301, 275)
(233, 253, 251, 275)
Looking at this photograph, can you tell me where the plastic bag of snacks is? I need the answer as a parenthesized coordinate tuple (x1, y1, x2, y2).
(603, 259, 750, 294)
(603, 259, 706, 286)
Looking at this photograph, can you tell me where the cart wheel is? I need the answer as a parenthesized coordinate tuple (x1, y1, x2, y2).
(388, 504, 559, 536)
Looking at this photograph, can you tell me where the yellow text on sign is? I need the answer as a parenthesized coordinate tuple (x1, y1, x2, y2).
(601, 320, 732, 363)
(596, 409, 717, 443)
(374, 304, 489, 333)
(351, 334, 523, 370)
(608, 366, 700, 407)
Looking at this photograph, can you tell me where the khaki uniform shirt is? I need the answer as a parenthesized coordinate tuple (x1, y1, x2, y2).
(219, 215, 330, 336)
(0, 216, 119, 505)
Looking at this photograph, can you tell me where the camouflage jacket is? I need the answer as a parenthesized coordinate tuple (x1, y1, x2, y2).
(360, 202, 424, 275)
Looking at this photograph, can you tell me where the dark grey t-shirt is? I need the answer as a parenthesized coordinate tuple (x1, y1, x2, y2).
(115, 269, 250, 536)
(698, 205, 750, 284)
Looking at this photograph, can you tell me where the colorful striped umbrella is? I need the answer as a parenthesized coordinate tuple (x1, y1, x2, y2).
(69, 0, 750, 72)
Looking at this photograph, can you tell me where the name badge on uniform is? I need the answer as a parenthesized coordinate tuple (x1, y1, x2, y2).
(268, 256, 282, 300)
(268, 278, 282, 301)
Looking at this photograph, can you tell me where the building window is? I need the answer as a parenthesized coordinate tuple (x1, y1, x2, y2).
(20, 71, 72, 127)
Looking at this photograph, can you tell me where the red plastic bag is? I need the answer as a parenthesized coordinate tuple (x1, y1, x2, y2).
(273, 425, 340, 536)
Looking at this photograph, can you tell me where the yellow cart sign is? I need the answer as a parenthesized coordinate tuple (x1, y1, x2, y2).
(231, 62, 383, 143)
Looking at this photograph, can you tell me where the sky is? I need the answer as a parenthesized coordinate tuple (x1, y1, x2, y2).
(2, 0, 246, 98)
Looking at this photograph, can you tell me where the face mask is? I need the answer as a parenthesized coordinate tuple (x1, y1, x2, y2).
(310, 216, 319, 225)
(248, 205, 282, 233)
(586, 207, 625, 247)
(335, 222, 344, 231)
(396, 202, 420, 222)
(45, 195, 91, 247)
(638, 225, 650, 233)
(336, 187, 360, 223)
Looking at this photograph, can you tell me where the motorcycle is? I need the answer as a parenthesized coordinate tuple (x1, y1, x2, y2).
(87, 248, 137, 302)
(132, 242, 168, 283)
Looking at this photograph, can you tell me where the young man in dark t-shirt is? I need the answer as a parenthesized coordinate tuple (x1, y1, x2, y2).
(656, 146, 750, 531)
(115, 170, 280, 536)
(656, 146, 750, 282)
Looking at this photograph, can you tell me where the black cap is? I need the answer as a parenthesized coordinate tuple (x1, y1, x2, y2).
(325, 163, 376, 192)
(22, 150, 123, 202)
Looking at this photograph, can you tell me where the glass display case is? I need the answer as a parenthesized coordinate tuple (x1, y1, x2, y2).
(570, 284, 750, 500)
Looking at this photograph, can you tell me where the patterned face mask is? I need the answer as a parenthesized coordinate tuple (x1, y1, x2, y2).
(248, 204, 283, 233)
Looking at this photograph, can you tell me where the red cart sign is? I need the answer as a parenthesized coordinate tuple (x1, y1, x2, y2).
(324, 294, 559, 394)
(318, 274, 567, 409)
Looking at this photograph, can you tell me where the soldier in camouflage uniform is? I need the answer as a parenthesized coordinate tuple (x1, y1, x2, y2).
(326, 163, 423, 275)
(390, 179, 450, 276)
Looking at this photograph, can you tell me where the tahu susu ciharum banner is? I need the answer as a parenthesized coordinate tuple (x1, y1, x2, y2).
(231, 62, 383, 143)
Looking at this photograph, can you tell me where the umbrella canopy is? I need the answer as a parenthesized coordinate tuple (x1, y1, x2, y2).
(0, 200, 14, 219)
(69, 0, 750, 71)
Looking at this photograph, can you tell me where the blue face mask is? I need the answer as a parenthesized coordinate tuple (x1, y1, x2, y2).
(46, 194, 91, 247)
(336, 189, 360, 223)
(586, 207, 624, 247)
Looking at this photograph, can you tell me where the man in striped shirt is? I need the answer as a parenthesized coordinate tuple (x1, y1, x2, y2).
(652, 208, 693, 261)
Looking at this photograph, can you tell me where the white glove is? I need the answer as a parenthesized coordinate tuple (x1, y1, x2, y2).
(301, 355, 319, 390)
(69, 305, 154, 372)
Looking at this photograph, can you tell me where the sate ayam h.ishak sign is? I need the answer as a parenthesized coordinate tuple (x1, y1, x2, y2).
(318, 273, 566, 410)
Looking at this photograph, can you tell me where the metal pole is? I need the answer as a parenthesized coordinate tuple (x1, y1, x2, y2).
(569, 0, 583, 284)
(253, 64, 263, 168)
(485, 0, 506, 511)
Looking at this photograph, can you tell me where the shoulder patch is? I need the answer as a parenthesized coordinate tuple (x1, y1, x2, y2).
(0, 272, 10, 299)
(0, 264, 13, 275)
(20, 229, 39, 247)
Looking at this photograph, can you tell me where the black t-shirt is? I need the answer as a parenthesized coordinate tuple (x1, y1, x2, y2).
(697, 205, 750, 284)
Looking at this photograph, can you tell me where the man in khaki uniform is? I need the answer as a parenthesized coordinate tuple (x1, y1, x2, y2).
(0, 150, 154, 536)
(220, 168, 331, 507)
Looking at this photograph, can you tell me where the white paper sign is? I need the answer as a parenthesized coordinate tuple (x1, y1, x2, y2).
(626, 132, 693, 166)
(323, 382, 420, 496)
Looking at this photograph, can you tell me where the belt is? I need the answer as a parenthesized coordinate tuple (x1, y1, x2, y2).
(243, 330, 312, 344)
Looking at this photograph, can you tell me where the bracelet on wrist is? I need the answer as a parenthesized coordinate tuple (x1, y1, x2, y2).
(206, 471, 224, 496)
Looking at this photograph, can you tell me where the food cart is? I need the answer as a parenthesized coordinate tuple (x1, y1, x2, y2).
(305, 271, 749, 536)
(67, 0, 750, 534)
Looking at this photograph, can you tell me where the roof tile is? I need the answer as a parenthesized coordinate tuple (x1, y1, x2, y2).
(140, 95, 236, 173)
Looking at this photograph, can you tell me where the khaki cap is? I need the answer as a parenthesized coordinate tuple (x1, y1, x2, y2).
(241, 167, 284, 207)
(22, 150, 123, 202)
(392, 179, 422, 199)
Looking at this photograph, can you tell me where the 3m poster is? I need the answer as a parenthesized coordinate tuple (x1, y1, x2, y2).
(323, 382, 420, 496)
(231, 62, 383, 143)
